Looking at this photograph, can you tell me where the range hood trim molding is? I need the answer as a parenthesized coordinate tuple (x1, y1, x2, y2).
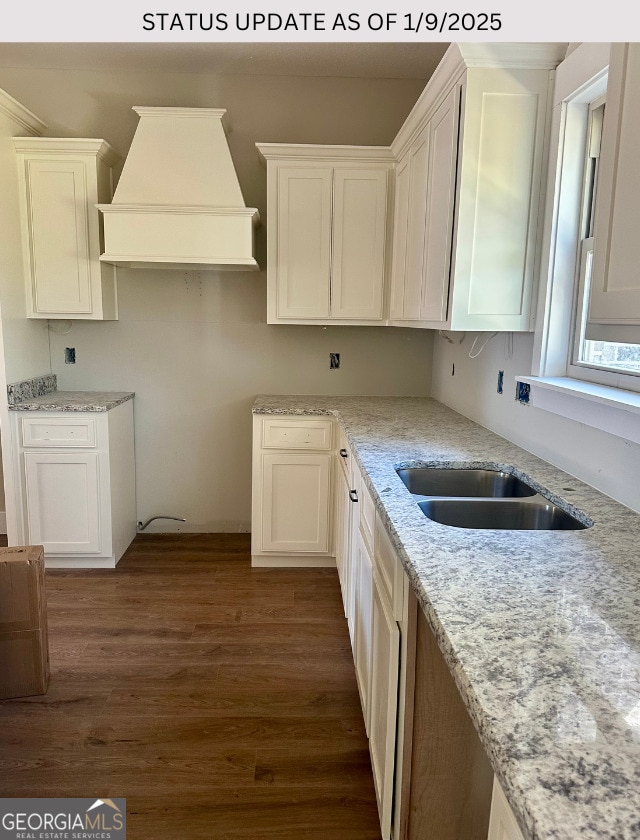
(133, 106, 229, 126)
(97, 203, 260, 224)
(99, 255, 259, 271)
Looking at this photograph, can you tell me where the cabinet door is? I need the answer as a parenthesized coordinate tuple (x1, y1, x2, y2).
(22, 159, 93, 315)
(404, 124, 430, 320)
(370, 575, 401, 840)
(390, 152, 411, 320)
(346, 464, 361, 651)
(335, 464, 351, 616)
(421, 87, 459, 323)
(331, 168, 387, 320)
(355, 533, 374, 735)
(487, 778, 525, 840)
(24, 452, 101, 553)
(261, 453, 331, 553)
(276, 167, 332, 319)
(450, 69, 550, 330)
(588, 44, 640, 338)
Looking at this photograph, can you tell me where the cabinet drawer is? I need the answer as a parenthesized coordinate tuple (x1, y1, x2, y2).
(374, 517, 404, 622)
(21, 416, 97, 448)
(262, 417, 332, 451)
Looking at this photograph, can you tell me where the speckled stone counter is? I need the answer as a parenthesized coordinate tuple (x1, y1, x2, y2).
(253, 395, 640, 840)
(9, 391, 135, 412)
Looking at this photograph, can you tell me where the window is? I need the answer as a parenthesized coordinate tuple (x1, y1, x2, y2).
(569, 98, 640, 384)
(523, 43, 640, 444)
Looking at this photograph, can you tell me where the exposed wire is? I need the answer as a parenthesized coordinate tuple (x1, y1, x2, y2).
(468, 332, 498, 359)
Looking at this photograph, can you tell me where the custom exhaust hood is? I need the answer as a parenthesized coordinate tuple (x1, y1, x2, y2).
(98, 107, 260, 271)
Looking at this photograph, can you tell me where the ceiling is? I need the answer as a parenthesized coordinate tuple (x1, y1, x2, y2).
(0, 42, 449, 79)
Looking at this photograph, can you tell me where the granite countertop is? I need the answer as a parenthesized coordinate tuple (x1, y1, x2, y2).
(9, 391, 135, 412)
(253, 395, 640, 840)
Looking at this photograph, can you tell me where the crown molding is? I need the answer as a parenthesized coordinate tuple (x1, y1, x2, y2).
(13, 137, 119, 166)
(0, 88, 46, 136)
(256, 143, 394, 165)
(458, 42, 567, 70)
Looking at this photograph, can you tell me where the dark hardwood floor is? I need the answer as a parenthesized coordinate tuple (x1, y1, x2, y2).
(0, 534, 380, 839)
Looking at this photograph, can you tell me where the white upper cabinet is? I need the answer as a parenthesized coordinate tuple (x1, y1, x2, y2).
(390, 43, 564, 332)
(256, 145, 392, 325)
(588, 44, 640, 342)
(13, 138, 119, 320)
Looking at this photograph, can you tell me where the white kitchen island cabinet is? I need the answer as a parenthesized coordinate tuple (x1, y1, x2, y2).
(256, 145, 392, 325)
(13, 138, 119, 320)
(11, 396, 136, 568)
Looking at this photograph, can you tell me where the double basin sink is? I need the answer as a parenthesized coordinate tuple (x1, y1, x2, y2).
(396, 468, 589, 530)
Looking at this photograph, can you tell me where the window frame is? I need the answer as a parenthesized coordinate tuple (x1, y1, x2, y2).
(564, 92, 640, 388)
(523, 43, 640, 443)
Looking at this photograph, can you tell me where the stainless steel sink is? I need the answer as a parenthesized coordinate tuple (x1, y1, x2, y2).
(396, 466, 589, 530)
(396, 468, 536, 498)
(418, 499, 587, 530)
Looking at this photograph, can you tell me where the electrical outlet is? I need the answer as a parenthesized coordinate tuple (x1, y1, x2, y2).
(330, 353, 340, 370)
(516, 381, 530, 404)
(497, 370, 504, 394)
(64, 347, 76, 364)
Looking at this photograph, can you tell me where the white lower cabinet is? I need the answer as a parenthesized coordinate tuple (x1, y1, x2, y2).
(370, 569, 401, 838)
(252, 412, 522, 840)
(487, 778, 526, 840)
(13, 401, 136, 568)
(251, 415, 334, 567)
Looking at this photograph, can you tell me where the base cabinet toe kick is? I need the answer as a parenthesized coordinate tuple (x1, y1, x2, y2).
(251, 411, 525, 840)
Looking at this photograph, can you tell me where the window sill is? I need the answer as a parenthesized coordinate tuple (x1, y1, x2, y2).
(515, 375, 640, 445)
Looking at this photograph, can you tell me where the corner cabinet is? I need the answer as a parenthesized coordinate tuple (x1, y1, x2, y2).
(13, 138, 119, 320)
(251, 415, 335, 567)
(11, 401, 136, 568)
(256, 145, 392, 325)
(389, 43, 564, 332)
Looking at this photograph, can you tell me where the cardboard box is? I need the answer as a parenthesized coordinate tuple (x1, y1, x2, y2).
(0, 546, 49, 698)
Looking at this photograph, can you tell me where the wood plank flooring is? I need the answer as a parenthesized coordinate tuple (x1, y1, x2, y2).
(0, 534, 381, 839)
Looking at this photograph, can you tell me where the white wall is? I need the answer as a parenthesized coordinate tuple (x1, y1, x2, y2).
(49, 274, 432, 530)
(431, 331, 640, 512)
(0, 65, 434, 531)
